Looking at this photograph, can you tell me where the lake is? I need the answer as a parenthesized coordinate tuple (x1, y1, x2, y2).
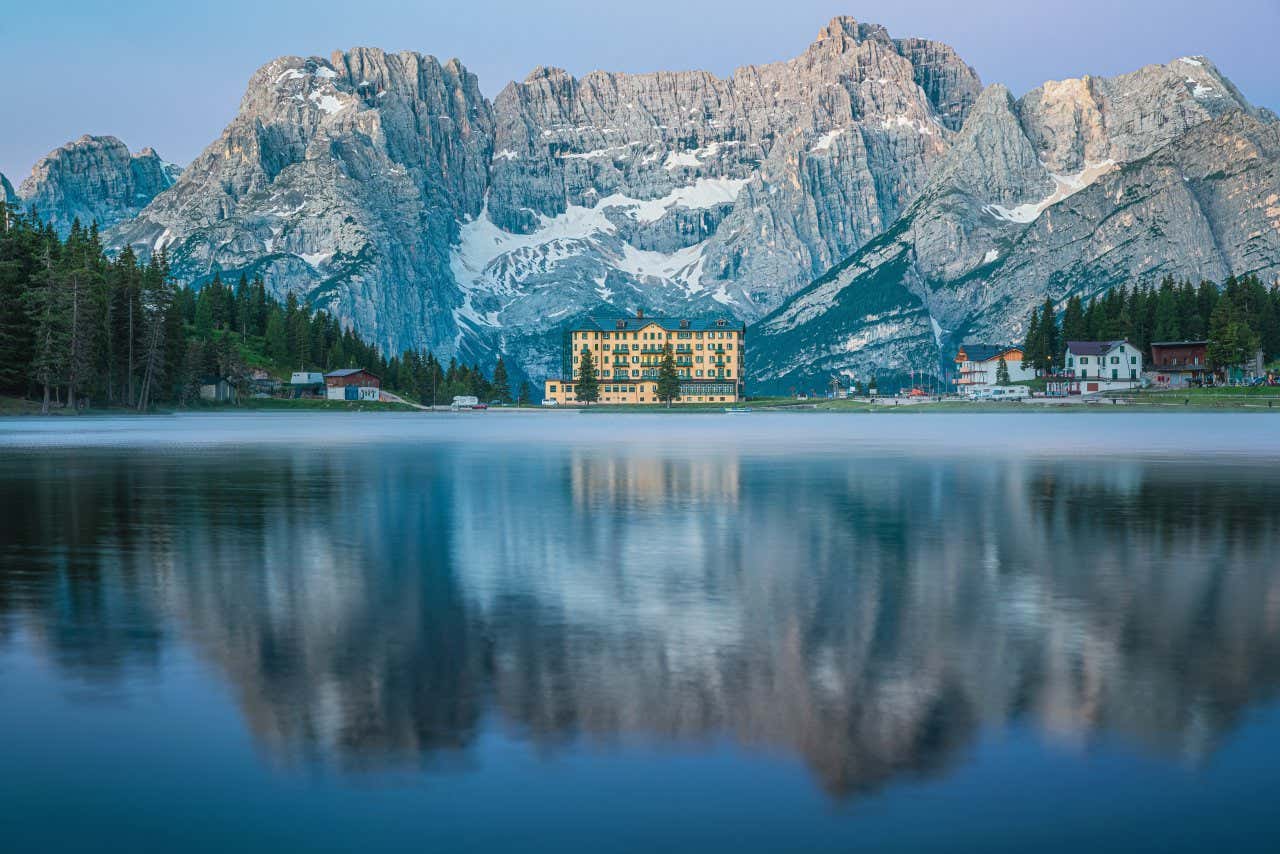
(2, 411, 1279, 852)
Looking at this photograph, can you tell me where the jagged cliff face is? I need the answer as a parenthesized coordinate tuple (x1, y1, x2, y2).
(749, 57, 1280, 391)
(96, 18, 978, 374)
(463, 19, 979, 378)
(109, 50, 494, 360)
(14, 135, 179, 235)
(16, 16, 1262, 386)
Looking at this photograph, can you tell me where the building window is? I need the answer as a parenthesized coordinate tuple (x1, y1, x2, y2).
(549, 386, 557, 393)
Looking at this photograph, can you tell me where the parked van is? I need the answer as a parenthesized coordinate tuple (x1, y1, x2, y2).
(988, 386, 1030, 401)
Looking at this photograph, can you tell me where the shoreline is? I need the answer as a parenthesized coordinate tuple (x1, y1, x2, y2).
(4, 392, 1279, 418)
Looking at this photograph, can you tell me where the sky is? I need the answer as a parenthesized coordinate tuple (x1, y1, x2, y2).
(2, 0, 1277, 182)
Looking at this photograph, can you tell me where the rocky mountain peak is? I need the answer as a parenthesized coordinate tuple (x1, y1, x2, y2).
(16, 134, 179, 234)
(1, 173, 17, 206)
(747, 51, 1279, 393)
(16, 19, 1258, 397)
(813, 16, 894, 49)
(1019, 56, 1256, 175)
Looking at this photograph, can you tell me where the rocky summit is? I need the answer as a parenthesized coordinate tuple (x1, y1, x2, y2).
(12, 17, 1278, 389)
(14, 135, 180, 236)
(748, 57, 1280, 391)
(102, 16, 982, 381)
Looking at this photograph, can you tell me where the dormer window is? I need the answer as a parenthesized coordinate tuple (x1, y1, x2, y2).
(616, 320, 627, 329)
(680, 320, 690, 329)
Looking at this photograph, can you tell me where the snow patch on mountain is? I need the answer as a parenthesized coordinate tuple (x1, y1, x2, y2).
(614, 241, 706, 292)
(810, 128, 845, 152)
(597, 177, 748, 224)
(309, 91, 348, 115)
(984, 159, 1117, 223)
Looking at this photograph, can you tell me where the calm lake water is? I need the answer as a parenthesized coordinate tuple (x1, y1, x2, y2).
(2, 412, 1280, 852)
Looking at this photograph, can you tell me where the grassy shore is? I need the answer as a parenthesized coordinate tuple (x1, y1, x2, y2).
(0, 395, 420, 415)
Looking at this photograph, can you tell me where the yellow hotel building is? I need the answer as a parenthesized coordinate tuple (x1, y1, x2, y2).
(544, 311, 746, 405)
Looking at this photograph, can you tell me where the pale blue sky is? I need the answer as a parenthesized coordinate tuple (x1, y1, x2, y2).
(3, 0, 1277, 181)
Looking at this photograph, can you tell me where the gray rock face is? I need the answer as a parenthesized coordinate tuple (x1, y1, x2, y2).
(109, 50, 494, 360)
(1, 173, 17, 206)
(61, 20, 1273, 390)
(748, 57, 1279, 392)
(103, 17, 979, 377)
(476, 17, 979, 319)
(16, 135, 179, 235)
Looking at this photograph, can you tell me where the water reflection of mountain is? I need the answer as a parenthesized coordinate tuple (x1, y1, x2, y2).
(2, 445, 1279, 795)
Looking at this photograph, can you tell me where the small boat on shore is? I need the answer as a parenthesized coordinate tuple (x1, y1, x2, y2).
(723, 406, 753, 413)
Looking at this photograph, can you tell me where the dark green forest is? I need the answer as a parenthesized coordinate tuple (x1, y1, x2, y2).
(0, 203, 516, 411)
(1021, 275, 1280, 374)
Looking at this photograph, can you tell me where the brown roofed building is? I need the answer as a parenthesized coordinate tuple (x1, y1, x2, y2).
(1148, 341, 1209, 388)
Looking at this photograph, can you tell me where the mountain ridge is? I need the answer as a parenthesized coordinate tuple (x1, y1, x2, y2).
(7, 17, 1276, 390)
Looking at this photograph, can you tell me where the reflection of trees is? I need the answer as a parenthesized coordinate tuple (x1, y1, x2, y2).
(2, 447, 1280, 796)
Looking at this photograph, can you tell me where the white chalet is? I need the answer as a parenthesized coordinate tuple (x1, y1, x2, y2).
(1064, 341, 1141, 394)
(954, 344, 1036, 394)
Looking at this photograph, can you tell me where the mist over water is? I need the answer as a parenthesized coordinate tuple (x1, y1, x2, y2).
(2, 413, 1280, 851)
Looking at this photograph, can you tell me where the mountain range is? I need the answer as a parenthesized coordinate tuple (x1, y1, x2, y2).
(3, 16, 1276, 391)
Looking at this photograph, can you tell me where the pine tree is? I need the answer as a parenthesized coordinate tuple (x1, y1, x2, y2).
(996, 355, 1011, 386)
(264, 310, 288, 364)
(1061, 295, 1087, 348)
(517, 380, 531, 407)
(135, 254, 174, 411)
(0, 210, 35, 394)
(1206, 297, 1238, 374)
(575, 348, 599, 404)
(1153, 276, 1182, 343)
(1022, 306, 1043, 375)
(492, 356, 511, 403)
(656, 343, 681, 405)
(25, 242, 68, 413)
(1040, 296, 1059, 373)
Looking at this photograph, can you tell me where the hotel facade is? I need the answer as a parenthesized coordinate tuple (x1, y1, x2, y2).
(544, 311, 745, 405)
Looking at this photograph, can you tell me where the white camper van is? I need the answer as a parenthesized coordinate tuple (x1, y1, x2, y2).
(987, 386, 1030, 401)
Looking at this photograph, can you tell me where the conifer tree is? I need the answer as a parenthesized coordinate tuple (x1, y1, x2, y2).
(264, 311, 288, 364)
(1022, 305, 1042, 375)
(1061, 294, 1087, 347)
(1206, 298, 1240, 373)
(575, 348, 599, 404)
(0, 210, 35, 394)
(492, 356, 511, 403)
(1153, 276, 1182, 343)
(657, 343, 681, 406)
(25, 243, 68, 413)
(1040, 296, 1059, 373)
(996, 355, 1011, 386)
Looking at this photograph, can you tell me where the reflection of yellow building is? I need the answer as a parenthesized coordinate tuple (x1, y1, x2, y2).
(570, 452, 741, 508)
(544, 311, 746, 405)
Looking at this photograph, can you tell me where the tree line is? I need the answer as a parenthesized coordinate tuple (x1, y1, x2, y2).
(1020, 275, 1280, 374)
(0, 203, 518, 411)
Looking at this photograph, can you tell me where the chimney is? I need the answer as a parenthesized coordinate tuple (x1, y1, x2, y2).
(636, 309, 644, 319)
